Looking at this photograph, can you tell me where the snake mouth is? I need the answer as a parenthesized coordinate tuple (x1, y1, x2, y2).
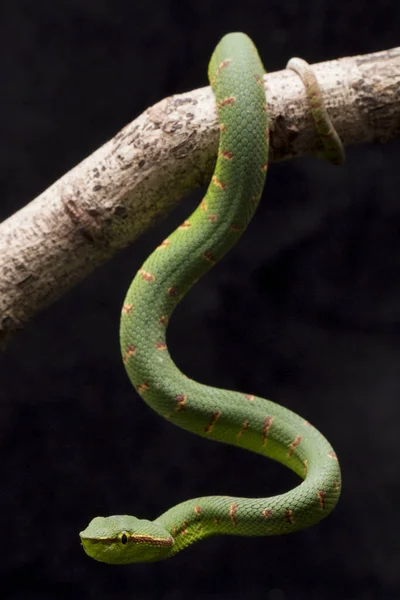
(80, 532, 173, 546)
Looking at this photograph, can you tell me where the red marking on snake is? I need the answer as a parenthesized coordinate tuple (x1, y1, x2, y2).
(285, 509, 295, 525)
(304, 420, 311, 426)
(317, 490, 326, 510)
(180, 520, 189, 536)
(204, 409, 221, 433)
(159, 315, 168, 326)
(263, 103, 268, 112)
(217, 96, 236, 108)
(178, 221, 191, 229)
(211, 58, 231, 85)
(255, 73, 264, 86)
(203, 250, 216, 264)
(139, 269, 155, 282)
(122, 304, 134, 314)
(303, 459, 309, 475)
(175, 394, 187, 412)
(229, 503, 238, 525)
(208, 214, 217, 223)
(217, 59, 232, 71)
(262, 416, 273, 445)
(262, 509, 273, 518)
(328, 451, 339, 461)
(123, 344, 136, 364)
(212, 175, 227, 190)
(167, 287, 178, 297)
(155, 342, 167, 350)
(261, 162, 268, 173)
(288, 435, 302, 456)
(245, 394, 255, 401)
(157, 239, 169, 249)
(137, 382, 149, 393)
(194, 505, 202, 515)
(220, 150, 233, 160)
(219, 123, 227, 133)
(230, 224, 244, 232)
(172, 526, 178, 537)
(237, 420, 250, 440)
(200, 199, 208, 211)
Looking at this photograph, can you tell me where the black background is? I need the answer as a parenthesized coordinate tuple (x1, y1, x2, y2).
(1, 2, 399, 599)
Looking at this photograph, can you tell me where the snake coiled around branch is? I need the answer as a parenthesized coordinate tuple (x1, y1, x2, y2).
(80, 32, 341, 565)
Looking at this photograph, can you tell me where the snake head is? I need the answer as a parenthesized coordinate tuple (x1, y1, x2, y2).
(79, 515, 173, 564)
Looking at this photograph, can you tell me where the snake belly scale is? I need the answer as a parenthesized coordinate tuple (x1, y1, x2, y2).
(80, 32, 341, 564)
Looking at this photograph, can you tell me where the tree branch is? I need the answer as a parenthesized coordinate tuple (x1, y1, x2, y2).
(1, 46, 399, 350)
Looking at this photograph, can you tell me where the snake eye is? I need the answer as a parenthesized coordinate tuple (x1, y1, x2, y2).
(119, 531, 130, 545)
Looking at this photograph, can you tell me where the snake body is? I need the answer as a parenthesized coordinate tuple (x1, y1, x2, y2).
(80, 32, 341, 564)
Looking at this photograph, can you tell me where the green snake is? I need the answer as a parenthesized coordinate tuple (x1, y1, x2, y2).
(80, 32, 342, 564)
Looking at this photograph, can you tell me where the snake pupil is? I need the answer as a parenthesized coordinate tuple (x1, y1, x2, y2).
(121, 534, 128, 544)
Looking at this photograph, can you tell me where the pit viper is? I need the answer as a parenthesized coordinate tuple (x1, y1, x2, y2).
(80, 32, 342, 564)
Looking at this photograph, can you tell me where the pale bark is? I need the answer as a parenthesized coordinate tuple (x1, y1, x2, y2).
(1, 46, 399, 349)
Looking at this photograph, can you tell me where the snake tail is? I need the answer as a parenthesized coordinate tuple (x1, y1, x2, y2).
(80, 32, 341, 564)
(286, 57, 345, 165)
